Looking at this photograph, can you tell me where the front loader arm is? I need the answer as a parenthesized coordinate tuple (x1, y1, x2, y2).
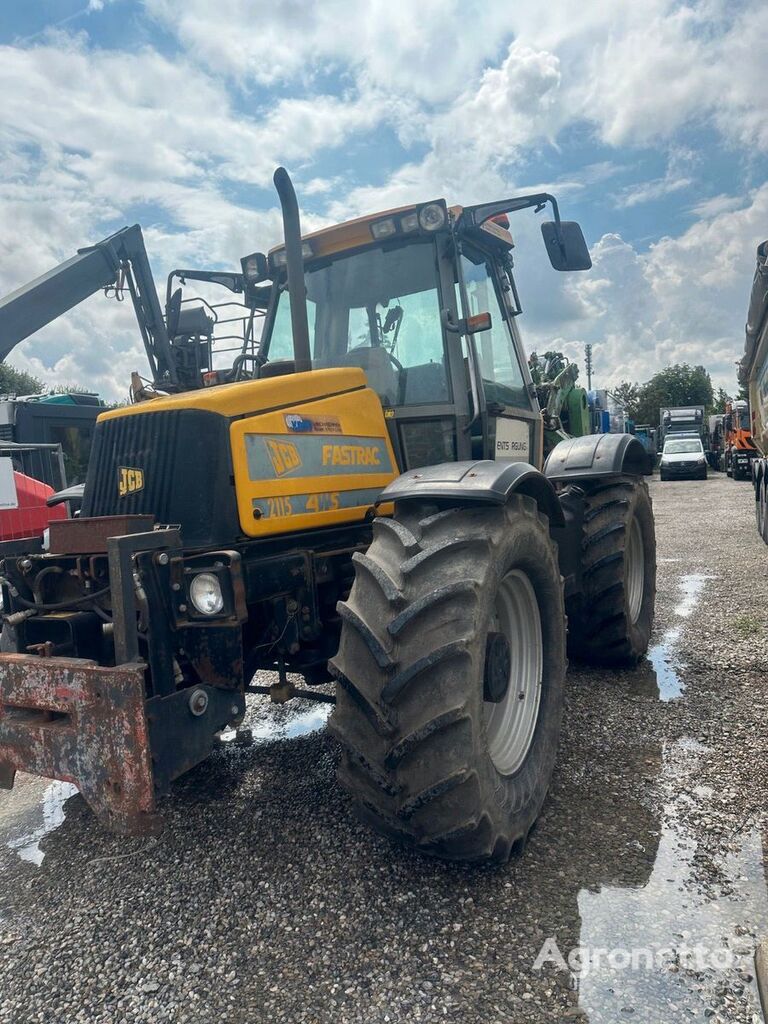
(0, 224, 179, 387)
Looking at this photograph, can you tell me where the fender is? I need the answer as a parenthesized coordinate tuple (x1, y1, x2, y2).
(544, 433, 650, 482)
(377, 459, 565, 527)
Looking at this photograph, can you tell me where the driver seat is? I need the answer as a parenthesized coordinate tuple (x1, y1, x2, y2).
(339, 346, 399, 406)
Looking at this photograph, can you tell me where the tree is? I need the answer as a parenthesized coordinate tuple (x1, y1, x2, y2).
(0, 362, 43, 397)
(634, 363, 714, 425)
(712, 386, 731, 413)
(610, 381, 641, 420)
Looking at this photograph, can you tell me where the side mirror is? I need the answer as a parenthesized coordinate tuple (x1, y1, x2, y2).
(541, 221, 592, 272)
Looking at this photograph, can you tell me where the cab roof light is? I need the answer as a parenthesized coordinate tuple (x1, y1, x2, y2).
(400, 211, 420, 233)
(370, 218, 397, 240)
(269, 240, 313, 268)
(418, 202, 446, 232)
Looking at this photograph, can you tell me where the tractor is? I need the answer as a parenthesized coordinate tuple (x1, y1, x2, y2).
(0, 169, 655, 862)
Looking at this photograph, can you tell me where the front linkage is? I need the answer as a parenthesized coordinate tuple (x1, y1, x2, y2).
(0, 519, 247, 833)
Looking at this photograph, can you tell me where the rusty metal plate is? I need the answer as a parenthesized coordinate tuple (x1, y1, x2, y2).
(0, 654, 159, 835)
(48, 515, 155, 555)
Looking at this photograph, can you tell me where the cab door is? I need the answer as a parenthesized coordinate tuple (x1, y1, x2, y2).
(458, 246, 543, 469)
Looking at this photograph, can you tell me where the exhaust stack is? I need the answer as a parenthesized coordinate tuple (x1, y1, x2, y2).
(273, 167, 312, 374)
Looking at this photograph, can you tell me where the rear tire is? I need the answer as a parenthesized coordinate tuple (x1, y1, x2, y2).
(328, 495, 566, 863)
(566, 478, 656, 666)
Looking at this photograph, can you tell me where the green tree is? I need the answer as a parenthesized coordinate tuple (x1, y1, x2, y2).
(610, 381, 641, 420)
(0, 362, 44, 396)
(712, 386, 731, 413)
(635, 363, 714, 424)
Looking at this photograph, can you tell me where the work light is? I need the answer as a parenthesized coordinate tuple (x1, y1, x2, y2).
(418, 203, 446, 232)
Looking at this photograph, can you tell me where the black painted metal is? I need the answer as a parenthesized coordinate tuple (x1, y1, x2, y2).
(107, 529, 181, 666)
(273, 167, 312, 374)
(544, 433, 650, 481)
(377, 459, 565, 527)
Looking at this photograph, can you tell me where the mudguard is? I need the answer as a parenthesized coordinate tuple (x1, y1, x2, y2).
(377, 459, 565, 527)
(544, 433, 650, 482)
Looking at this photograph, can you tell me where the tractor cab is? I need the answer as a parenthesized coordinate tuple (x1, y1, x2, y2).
(253, 192, 590, 476)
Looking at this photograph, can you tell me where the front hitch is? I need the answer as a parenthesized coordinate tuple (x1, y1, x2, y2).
(0, 654, 158, 835)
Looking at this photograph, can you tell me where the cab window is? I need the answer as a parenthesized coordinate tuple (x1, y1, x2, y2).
(265, 241, 450, 407)
(460, 252, 530, 409)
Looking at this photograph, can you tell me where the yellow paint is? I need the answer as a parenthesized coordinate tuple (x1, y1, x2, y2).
(231, 387, 398, 537)
(97, 367, 367, 421)
(100, 366, 396, 537)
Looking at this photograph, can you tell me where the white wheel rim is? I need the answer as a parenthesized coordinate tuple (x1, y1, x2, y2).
(626, 516, 644, 625)
(484, 569, 542, 776)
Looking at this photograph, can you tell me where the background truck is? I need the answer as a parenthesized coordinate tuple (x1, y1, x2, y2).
(659, 406, 705, 448)
(708, 413, 725, 470)
(740, 238, 768, 538)
(0, 168, 656, 863)
(0, 392, 104, 487)
(721, 398, 759, 479)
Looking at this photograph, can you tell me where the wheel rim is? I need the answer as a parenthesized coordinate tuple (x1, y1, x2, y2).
(484, 569, 542, 776)
(625, 516, 644, 625)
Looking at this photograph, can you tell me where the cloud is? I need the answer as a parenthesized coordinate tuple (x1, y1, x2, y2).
(548, 184, 768, 390)
(1, 0, 767, 402)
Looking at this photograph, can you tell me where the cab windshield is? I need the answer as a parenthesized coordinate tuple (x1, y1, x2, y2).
(265, 240, 450, 407)
(664, 439, 702, 454)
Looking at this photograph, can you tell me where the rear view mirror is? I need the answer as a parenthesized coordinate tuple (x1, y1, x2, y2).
(541, 221, 592, 272)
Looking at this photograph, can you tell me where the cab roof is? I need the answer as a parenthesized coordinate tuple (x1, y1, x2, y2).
(267, 202, 514, 261)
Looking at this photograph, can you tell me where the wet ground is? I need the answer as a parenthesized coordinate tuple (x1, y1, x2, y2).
(1, 473, 768, 1023)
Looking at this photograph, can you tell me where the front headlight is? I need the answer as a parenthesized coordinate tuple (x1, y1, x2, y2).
(189, 572, 224, 616)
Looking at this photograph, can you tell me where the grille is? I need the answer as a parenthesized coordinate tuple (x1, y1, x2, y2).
(81, 408, 237, 547)
(83, 411, 180, 521)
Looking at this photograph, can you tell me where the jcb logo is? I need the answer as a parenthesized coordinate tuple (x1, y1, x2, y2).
(118, 466, 145, 497)
(265, 438, 302, 477)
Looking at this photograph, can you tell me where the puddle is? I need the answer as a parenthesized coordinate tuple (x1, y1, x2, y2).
(674, 573, 712, 618)
(5, 780, 78, 866)
(572, 740, 768, 1023)
(250, 703, 332, 741)
(218, 701, 333, 746)
(636, 574, 714, 702)
(645, 627, 684, 701)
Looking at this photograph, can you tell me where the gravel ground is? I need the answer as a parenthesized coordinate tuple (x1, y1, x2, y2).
(1, 472, 768, 1023)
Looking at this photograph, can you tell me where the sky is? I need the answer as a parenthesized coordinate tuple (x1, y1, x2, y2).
(1, 0, 767, 401)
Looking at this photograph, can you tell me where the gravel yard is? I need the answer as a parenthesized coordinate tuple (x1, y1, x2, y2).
(1, 472, 768, 1024)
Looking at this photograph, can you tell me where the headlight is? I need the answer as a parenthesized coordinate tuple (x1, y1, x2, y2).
(418, 203, 446, 232)
(189, 573, 224, 616)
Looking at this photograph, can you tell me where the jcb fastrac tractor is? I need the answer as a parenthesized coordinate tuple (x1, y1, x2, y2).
(0, 169, 655, 862)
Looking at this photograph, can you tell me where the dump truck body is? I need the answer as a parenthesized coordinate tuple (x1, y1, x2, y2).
(740, 239, 768, 535)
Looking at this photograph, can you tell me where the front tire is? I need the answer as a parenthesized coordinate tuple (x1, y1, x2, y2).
(566, 478, 656, 665)
(329, 495, 566, 863)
